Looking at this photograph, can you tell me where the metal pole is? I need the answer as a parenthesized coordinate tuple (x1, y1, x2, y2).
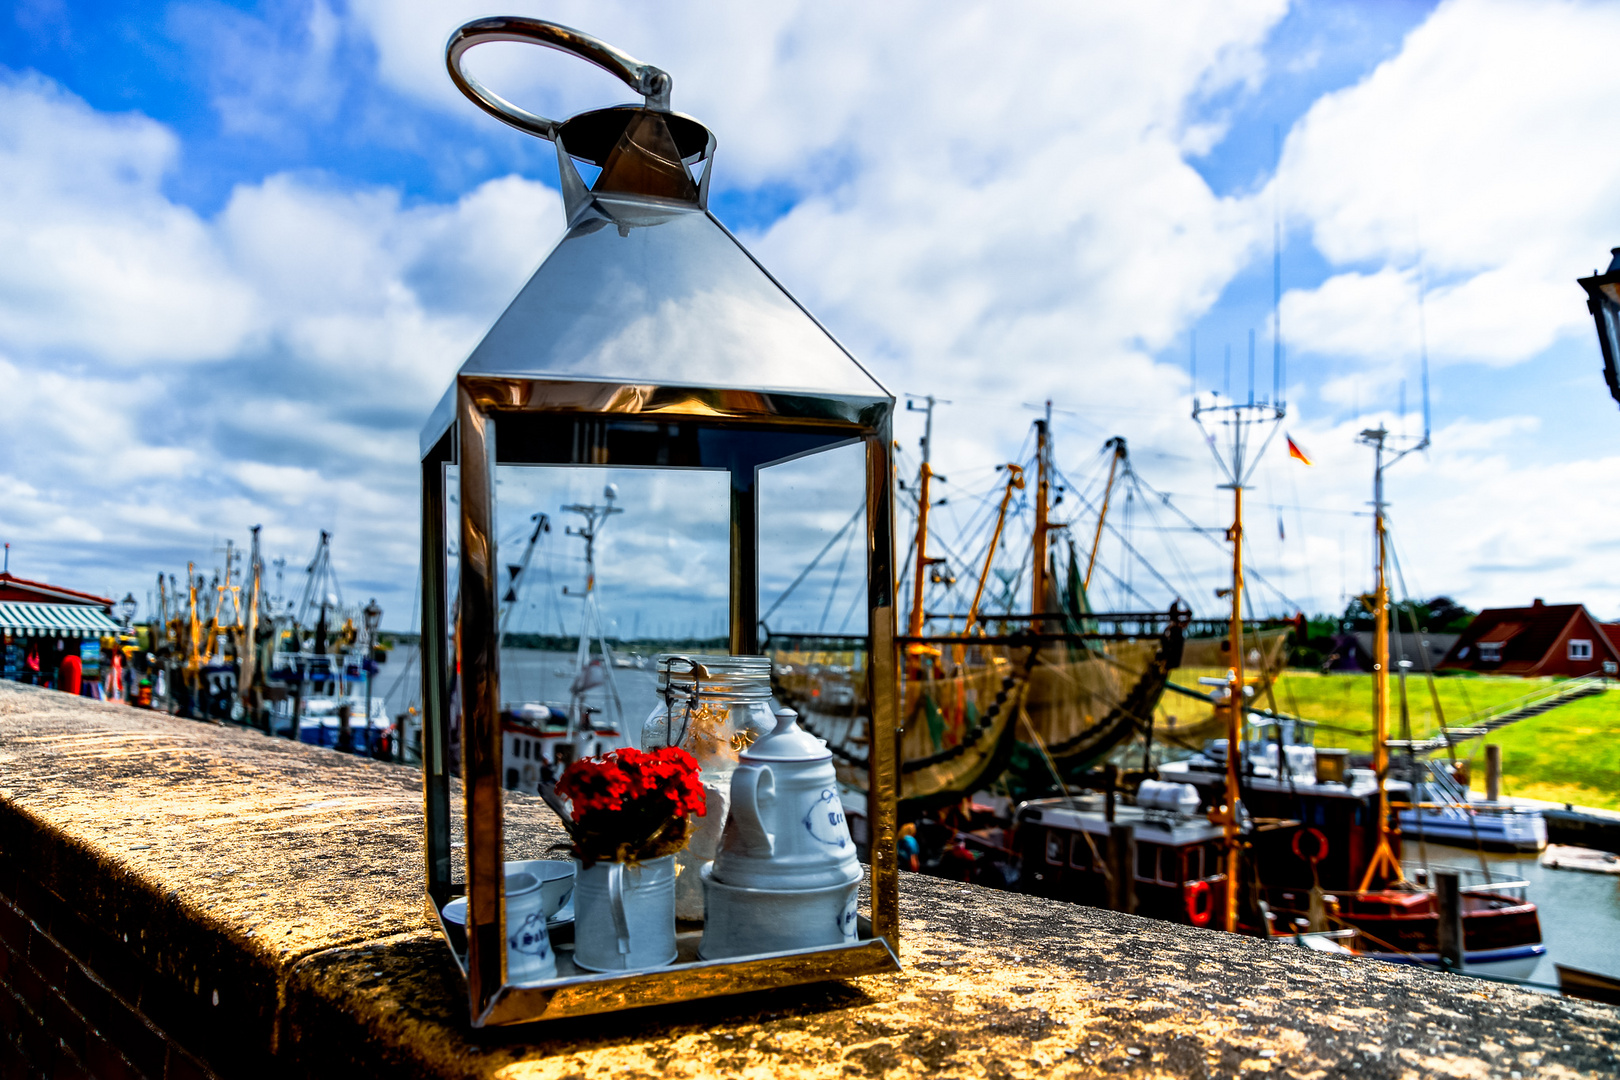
(1435, 871, 1464, 972)
(1485, 743, 1502, 804)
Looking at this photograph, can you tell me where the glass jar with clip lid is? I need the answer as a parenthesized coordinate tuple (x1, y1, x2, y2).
(642, 655, 776, 918)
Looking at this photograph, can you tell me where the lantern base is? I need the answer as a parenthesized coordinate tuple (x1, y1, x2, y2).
(429, 887, 899, 1026)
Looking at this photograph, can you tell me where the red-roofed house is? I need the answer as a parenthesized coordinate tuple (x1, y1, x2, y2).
(0, 573, 114, 610)
(1438, 599, 1620, 678)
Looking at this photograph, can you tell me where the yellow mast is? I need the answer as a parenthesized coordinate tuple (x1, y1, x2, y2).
(909, 462, 935, 639)
(1358, 427, 1404, 891)
(240, 526, 263, 721)
(186, 563, 202, 694)
(1223, 482, 1245, 933)
(1084, 437, 1126, 592)
(965, 465, 1025, 635)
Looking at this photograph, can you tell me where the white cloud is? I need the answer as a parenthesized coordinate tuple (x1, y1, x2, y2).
(1276, 0, 1620, 366)
(0, 73, 257, 365)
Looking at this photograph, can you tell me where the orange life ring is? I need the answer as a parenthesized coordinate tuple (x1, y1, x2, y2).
(1185, 879, 1213, 926)
(1292, 827, 1329, 865)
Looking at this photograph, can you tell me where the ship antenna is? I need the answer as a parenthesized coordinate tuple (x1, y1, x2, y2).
(1418, 241, 1431, 451)
(1274, 123, 1284, 409)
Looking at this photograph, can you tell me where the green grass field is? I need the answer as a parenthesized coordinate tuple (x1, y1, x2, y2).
(1162, 670, 1620, 811)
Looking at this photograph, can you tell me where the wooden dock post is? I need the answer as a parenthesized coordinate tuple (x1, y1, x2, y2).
(1436, 871, 1464, 972)
(1485, 744, 1502, 803)
(1108, 823, 1136, 915)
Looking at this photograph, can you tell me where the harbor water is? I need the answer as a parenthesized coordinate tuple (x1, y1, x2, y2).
(376, 645, 666, 743)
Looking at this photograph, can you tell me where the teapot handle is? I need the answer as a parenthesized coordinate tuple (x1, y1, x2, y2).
(730, 765, 776, 858)
(446, 17, 672, 142)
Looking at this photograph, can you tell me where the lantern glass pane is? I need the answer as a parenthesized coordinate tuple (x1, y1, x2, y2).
(491, 463, 730, 789)
(757, 441, 871, 841)
(757, 441, 868, 637)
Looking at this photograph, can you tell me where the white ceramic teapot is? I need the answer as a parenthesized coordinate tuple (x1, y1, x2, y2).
(710, 708, 861, 892)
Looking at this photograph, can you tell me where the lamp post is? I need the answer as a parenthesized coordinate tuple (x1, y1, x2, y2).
(362, 597, 382, 756)
(1577, 247, 1620, 410)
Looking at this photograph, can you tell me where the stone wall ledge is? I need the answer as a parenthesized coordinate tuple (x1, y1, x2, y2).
(1, 680, 1616, 1079)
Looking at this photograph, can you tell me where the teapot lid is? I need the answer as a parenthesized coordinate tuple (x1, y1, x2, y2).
(739, 708, 829, 763)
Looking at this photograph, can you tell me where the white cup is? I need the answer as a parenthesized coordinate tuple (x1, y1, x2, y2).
(503, 870, 557, 983)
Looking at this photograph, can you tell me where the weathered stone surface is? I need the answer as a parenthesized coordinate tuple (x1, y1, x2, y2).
(2, 680, 1616, 1079)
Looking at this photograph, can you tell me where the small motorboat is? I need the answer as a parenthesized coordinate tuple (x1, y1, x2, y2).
(1557, 963, 1620, 1006)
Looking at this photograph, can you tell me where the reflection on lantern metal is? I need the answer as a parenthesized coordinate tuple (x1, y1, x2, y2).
(420, 16, 899, 1025)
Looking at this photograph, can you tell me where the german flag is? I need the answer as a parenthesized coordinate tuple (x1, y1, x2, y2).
(1286, 433, 1313, 466)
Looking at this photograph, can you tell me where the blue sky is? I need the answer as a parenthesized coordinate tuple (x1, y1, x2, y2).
(4, 0, 1619, 634)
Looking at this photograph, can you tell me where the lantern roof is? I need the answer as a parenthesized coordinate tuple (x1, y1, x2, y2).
(461, 193, 883, 396)
(422, 18, 889, 456)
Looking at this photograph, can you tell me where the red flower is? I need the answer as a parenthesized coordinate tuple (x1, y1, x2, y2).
(555, 746, 707, 866)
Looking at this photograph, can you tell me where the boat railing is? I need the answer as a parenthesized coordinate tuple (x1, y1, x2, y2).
(1408, 862, 1530, 902)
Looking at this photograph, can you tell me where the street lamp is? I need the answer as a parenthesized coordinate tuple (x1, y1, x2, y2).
(362, 598, 382, 756)
(362, 598, 382, 651)
(1577, 247, 1620, 409)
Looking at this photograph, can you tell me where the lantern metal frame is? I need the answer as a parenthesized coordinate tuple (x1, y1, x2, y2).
(418, 17, 901, 1027)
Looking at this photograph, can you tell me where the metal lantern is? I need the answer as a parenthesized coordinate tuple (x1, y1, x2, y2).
(1578, 247, 1620, 410)
(419, 17, 899, 1026)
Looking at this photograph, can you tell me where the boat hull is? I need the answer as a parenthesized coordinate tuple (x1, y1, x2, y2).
(1397, 808, 1548, 853)
(1366, 944, 1545, 981)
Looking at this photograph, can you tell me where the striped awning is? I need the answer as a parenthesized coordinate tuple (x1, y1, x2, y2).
(0, 602, 122, 635)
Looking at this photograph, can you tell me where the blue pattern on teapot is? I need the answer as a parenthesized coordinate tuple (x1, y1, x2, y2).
(803, 788, 848, 849)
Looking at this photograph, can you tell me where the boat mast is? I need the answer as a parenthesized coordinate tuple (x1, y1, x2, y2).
(1225, 480, 1246, 932)
(1357, 425, 1408, 891)
(1084, 437, 1127, 592)
(904, 393, 948, 640)
(499, 512, 552, 641)
(1193, 380, 1285, 935)
(562, 486, 624, 737)
(909, 461, 935, 639)
(240, 526, 263, 723)
(1031, 402, 1053, 621)
(964, 465, 1025, 634)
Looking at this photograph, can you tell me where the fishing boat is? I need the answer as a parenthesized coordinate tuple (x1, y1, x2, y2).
(262, 532, 386, 745)
(768, 413, 1189, 824)
(1394, 759, 1547, 853)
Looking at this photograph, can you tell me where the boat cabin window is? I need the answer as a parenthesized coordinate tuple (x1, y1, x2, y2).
(1569, 639, 1593, 661)
(1183, 846, 1203, 882)
(1068, 832, 1094, 870)
(1045, 830, 1064, 865)
(1136, 844, 1157, 882)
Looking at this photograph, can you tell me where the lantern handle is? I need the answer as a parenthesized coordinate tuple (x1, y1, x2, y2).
(446, 16, 672, 142)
